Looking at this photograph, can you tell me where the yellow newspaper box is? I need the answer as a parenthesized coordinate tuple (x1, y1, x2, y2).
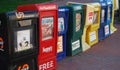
(110, 0, 117, 34)
(86, 3, 101, 46)
(67, 2, 93, 52)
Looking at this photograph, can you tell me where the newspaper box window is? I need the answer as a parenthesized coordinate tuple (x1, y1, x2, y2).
(14, 21, 34, 52)
(93, 11, 98, 24)
(42, 17, 54, 41)
(58, 17, 64, 33)
(101, 9, 106, 23)
(76, 13, 81, 32)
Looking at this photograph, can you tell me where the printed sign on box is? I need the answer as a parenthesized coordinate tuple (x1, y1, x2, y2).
(105, 25, 109, 35)
(72, 40, 80, 51)
(90, 31, 96, 42)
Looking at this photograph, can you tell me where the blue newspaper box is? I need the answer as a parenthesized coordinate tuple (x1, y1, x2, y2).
(98, 0, 111, 40)
(105, 0, 113, 25)
(57, 7, 69, 61)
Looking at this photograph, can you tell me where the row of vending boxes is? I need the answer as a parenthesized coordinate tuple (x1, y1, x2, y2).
(0, 0, 117, 70)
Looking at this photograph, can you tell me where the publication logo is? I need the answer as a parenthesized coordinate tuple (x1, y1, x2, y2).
(18, 64, 29, 70)
(42, 46, 52, 53)
(39, 5, 57, 10)
(16, 12, 24, 19)
(39, 60, 54, 70)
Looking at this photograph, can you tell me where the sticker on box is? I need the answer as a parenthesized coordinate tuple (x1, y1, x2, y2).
(105, 25, 109, 36)
(57, 36, 63, 53)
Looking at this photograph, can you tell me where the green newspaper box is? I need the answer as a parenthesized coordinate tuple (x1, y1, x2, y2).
(66, 4, 85, 56)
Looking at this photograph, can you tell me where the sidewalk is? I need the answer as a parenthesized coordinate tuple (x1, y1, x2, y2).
(56, 23, 120, 70)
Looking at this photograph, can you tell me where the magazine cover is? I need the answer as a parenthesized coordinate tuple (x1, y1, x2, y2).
(15, 29, 33, 52)
(42, 17, 54, 40)
(76, 13, 81, 32)
(93, 11, 98, 24)
(58, 17, 64, 33)
(57, 36, 63, 53)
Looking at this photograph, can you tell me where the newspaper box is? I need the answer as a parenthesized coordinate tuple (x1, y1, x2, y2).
(57, 7, 69, 60)
(98, 0, 109, 40)
(98, 0, 112, 41)
(66, 4, 84, 56)
(0, 11, 38, 70)
(17, 4, 58, 70)
(0, 11, 38, 59)
(67, 2, 94, 51)
(86, 3, 100, 46)
(108, 0, 117, 34)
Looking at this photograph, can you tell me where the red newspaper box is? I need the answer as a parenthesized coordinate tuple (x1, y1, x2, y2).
(17, 3, 58, 70)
